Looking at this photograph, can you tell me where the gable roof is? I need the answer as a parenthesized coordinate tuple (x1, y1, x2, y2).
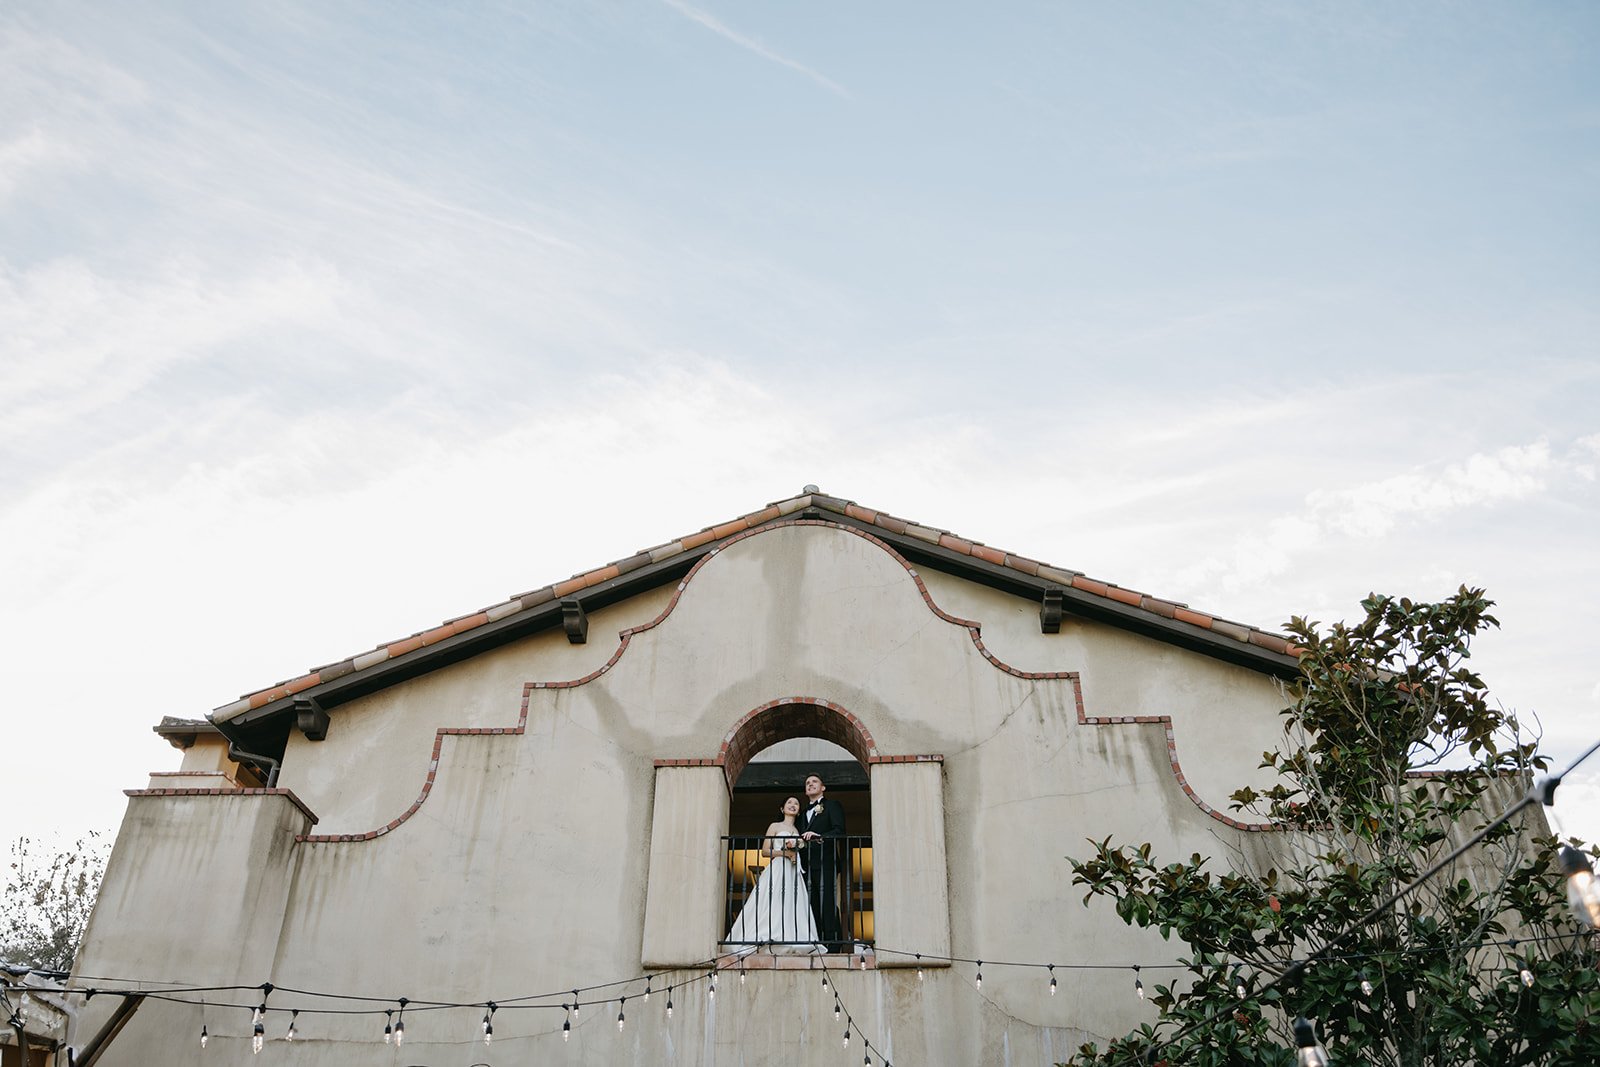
(210, 489, 1301, 749)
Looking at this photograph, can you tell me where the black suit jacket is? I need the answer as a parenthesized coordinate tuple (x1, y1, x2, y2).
(800, 797, 846, 841)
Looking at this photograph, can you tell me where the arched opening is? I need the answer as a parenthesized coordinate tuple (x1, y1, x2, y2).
(719, 700, 876, 953)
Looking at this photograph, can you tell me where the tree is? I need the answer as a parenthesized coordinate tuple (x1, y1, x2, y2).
(2, 832, 107, 974)
(1066, 588, 1600, 1066)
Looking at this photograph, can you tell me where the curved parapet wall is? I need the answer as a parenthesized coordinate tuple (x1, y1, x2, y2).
(293, 519, 1275, 844)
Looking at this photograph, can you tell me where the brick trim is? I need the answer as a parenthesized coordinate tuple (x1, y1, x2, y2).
(124, 787, 320, 825)
(296, 517, 1277, 844)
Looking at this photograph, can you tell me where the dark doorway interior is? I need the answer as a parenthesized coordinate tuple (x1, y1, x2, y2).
(728, 759, 869, 835)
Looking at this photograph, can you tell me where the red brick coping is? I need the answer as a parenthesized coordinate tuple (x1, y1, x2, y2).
(125, 787, 319, 825)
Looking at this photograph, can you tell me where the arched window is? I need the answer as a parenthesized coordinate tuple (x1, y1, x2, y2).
(641, 699, 949, 971)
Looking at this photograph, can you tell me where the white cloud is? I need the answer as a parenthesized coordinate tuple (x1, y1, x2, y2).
(661, 0, 848, 98)
(0, 127, 85, 203)
(0, 256, 348, 445)
(1308, 441, 1555, 539)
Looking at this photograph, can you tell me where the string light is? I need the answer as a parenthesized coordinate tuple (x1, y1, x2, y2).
(975, 961, 983, 991)
(1133, 965, 1144, 1000)
(199, 1023, 208, 1049)
(382, 1010, 393, 1044)
(572, 992, 581, 1018)
(1293, 1016, 1330, 1066)
(708, 971, 717, 1000)
(285, 1010, 298, 1042)
(666, 989, 674, 1019)
(643, 978, 652, 1003)
(843, 1024, 851, 1048)
(1360, 974, 1374, 997)
(617, 996, 626, 1032)
(1049, 965, 1057, 996)
(252, 1009, 265, 1054)
(482, 1002, 495, 1045)
(1508, 941, 1534, 987)
(394, 998, 407, 1047)
(1559, 846, 1600, 928)
(562, 1004, 571, 1042)
(834, 997, 842, 1021)
(916, 953, 924, 982)
(740, 964, 747, 986)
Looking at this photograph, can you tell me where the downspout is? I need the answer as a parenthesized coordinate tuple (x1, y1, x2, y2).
(226, 742, 281, 788)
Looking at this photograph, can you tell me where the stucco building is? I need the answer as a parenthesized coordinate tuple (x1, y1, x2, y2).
(68, 488, 1304, 1065)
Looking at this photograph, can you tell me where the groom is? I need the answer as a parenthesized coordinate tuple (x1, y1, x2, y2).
(798, 772, 848, 952)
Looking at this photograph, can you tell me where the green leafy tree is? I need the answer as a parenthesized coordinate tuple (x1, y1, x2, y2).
(1067, 589, 1600, 1066)
(2, 832, 107, 974)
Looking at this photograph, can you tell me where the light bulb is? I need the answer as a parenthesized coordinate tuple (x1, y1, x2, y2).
(1360, 977, 1373, 997)
(666, 995, 674, 1019)
(394, 1019, 405, 1047)
(563, 1007, 571, 1042)
(917, 967, 924, 982)
(572, 994, 581, 1018)
(251, 1005, 263, 1026)
(383, 1013, 392, 1044)
(200, 1024, 209, 1049)
(834, 1000, 841, 1020)
(860, 955, 868, 971)
(1293, 1016, 1329, 1067)
(1519, 964, 1534, 987)
(617, 997, 627, 1032)
(740, 969, 746, 986)
(643, 981, 652, 1003)
(843, 1027, 851, 1048)
(1049, 966, 1057, 996)
(285, 1011, 298, 1042)
(1560, 846, 1600, 928)
(252, 1023, 264, 1054)
(975, 962, 983, 991)
(483, 1020, 493, 1044)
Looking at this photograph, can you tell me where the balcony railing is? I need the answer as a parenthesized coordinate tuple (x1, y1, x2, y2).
(720, 834, 873, 951)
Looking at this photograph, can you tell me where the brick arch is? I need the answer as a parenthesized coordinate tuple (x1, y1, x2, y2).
(717, 697, 878, 793)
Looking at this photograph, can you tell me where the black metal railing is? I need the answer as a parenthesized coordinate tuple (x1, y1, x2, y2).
(720, 834, 873, 952)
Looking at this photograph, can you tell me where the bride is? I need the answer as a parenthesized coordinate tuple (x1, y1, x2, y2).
(723, 797, 824, 954)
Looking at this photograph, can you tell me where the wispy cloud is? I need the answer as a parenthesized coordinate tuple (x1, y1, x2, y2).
(661, 0, 848, 98)
(1306, 441, 1556, 539)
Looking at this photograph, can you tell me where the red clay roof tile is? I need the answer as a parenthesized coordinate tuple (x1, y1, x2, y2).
(216, 488, 1298, 719)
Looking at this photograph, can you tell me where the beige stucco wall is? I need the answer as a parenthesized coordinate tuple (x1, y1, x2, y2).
(76, 521, 1297, 1065)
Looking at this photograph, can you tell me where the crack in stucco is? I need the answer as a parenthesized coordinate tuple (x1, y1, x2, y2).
(948, 684, 1041, 758)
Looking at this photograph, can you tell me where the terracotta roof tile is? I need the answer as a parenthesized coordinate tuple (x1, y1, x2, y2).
(215, 487, 1299, 721)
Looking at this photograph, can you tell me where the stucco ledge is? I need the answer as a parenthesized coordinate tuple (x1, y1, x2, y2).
(122, 787, 320, 825)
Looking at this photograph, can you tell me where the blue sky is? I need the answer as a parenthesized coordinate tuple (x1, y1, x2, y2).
(2, 2, 1597, 846)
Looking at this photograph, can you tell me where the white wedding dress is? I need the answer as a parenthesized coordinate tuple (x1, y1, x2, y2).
(723, 833, 824, 954)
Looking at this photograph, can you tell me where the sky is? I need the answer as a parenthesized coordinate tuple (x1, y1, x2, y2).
(2, 2, 1597, 855)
